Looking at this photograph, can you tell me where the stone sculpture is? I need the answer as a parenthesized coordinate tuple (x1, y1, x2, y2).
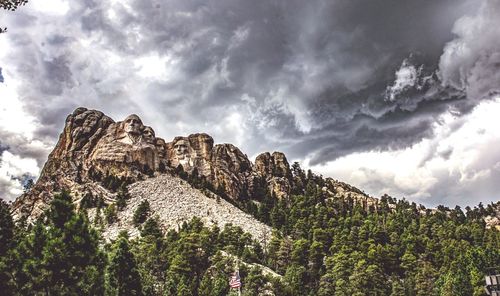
(172, 138, 193, 168)
(174, 138, 189, 158)
(118, 114, 144, 145)
(18, 107, 368, 222)
(142, 126, 155, 144)
(155, 138, 167, 159)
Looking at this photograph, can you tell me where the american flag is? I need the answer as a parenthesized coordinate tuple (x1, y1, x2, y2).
(229, 271, 241, 288)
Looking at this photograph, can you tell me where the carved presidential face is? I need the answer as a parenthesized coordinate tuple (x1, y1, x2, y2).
(142, 126, 155, 143)
(174, 139, 189, 157)
(155, 138, 166, 151)
(123, 115, 143, 135)
(154, 138, 166, 158)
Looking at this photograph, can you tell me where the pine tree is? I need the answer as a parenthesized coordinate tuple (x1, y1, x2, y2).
(0, 200, 14, 257)
(291, 239, 309, 266)
(0, 199, 15, 293)
(439, 259, 473, 296)
(116, 184, 130, 211)
(133, 200, 150, 226)
(11, 192, 105, 295)
(140, 217, 163, 239)
(242, 266, 266, 296)
(12, 220, 48, 294)
(414, 260, 438, 296)
(107, 233, 143, 296)
(48, 190, 75, 228)
(105, 204, 118, 224)
(389, 277, 405, 296)
(46, 193, 105, 294)
(284, 264, 307, 295)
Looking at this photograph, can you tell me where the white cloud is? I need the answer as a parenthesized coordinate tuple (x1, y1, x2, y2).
(386, 58, 421, 102)
(134, 53, 177, 80)
(439, 0, 500, 99)
(0, 151, 40, 201)
(216, 112, 247, 147)
(0, 80, 38, 137)
(28, 0, 70, 16)
(0, 53, 53, 202)
(310, 96, 500, 207)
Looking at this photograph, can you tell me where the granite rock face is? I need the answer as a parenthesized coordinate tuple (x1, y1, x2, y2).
(165, 133, 253, 199)
(167, 133, 214, 176)
(484, 204, 500, 231)
(12, 108, 114, 220)
(255, 152, 292, 199)
(12, 107, 376, 222)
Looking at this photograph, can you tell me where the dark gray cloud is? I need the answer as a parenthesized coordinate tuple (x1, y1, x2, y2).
(1, 0, 499, 205)
(0, 129, 51, 167)
(108, 0, 480, 161)
(439, 0, 500, 100)
(0, 67, 4, 83)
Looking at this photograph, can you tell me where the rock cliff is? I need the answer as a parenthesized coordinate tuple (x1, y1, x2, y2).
(12, 107, 377, 223)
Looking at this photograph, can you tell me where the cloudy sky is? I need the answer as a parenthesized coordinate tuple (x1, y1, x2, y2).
(1, 0, 500, 207)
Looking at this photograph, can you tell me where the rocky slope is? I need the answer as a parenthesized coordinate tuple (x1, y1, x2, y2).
(99, 174, 272, 243)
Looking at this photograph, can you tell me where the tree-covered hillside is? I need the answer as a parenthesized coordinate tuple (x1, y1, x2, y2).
(1, 166, 500, 295)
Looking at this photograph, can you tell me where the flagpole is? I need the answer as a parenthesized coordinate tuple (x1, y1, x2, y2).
(230, 259, 242, 296)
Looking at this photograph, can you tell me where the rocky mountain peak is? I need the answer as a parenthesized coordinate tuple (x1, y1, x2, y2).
(12, 107, 375, 223)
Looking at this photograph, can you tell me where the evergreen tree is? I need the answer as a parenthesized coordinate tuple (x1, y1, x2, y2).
(414, 260, 438, 296)
(133, 200, 150, 226)
(107, 233, 143, 296)
(11, 192, 105, 295)
(13, 220, 48, 294)
(48, 190, 75, 228)
(243, 266, 266, 296)
(389, 277, 405, 296)
(116, 184, 130, 211)
(438, 259, 473, 296)
(140, 217, 163, 239)
(0, 199, 14, 257)
(0, 199, 15, 294)
(105, 204, 118, 224)
(284, 264, 307, 295)
(2, 164, 500, 295)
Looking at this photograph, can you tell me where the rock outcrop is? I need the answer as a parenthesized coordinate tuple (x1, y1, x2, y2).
(484, 203, 500, 231)
(165, 134, 253, 199)
(12, 108, 168, 221)
(255, 152, 292, 199)
(12, 107, 375, 222)
(166, 133, 214, 175)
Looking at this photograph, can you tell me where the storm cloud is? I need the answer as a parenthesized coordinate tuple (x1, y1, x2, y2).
(0, 0, 499, 205)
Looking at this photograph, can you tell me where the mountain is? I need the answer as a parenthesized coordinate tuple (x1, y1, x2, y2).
(12, 107, 375, 234)
(5, 107, 500, 295)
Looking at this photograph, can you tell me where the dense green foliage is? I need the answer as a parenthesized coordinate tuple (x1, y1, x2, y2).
(107, 232, 143, 295)
(1, 166, 499, 295)
(177, 163, 500, 295)
(2, 191, 105, 295)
